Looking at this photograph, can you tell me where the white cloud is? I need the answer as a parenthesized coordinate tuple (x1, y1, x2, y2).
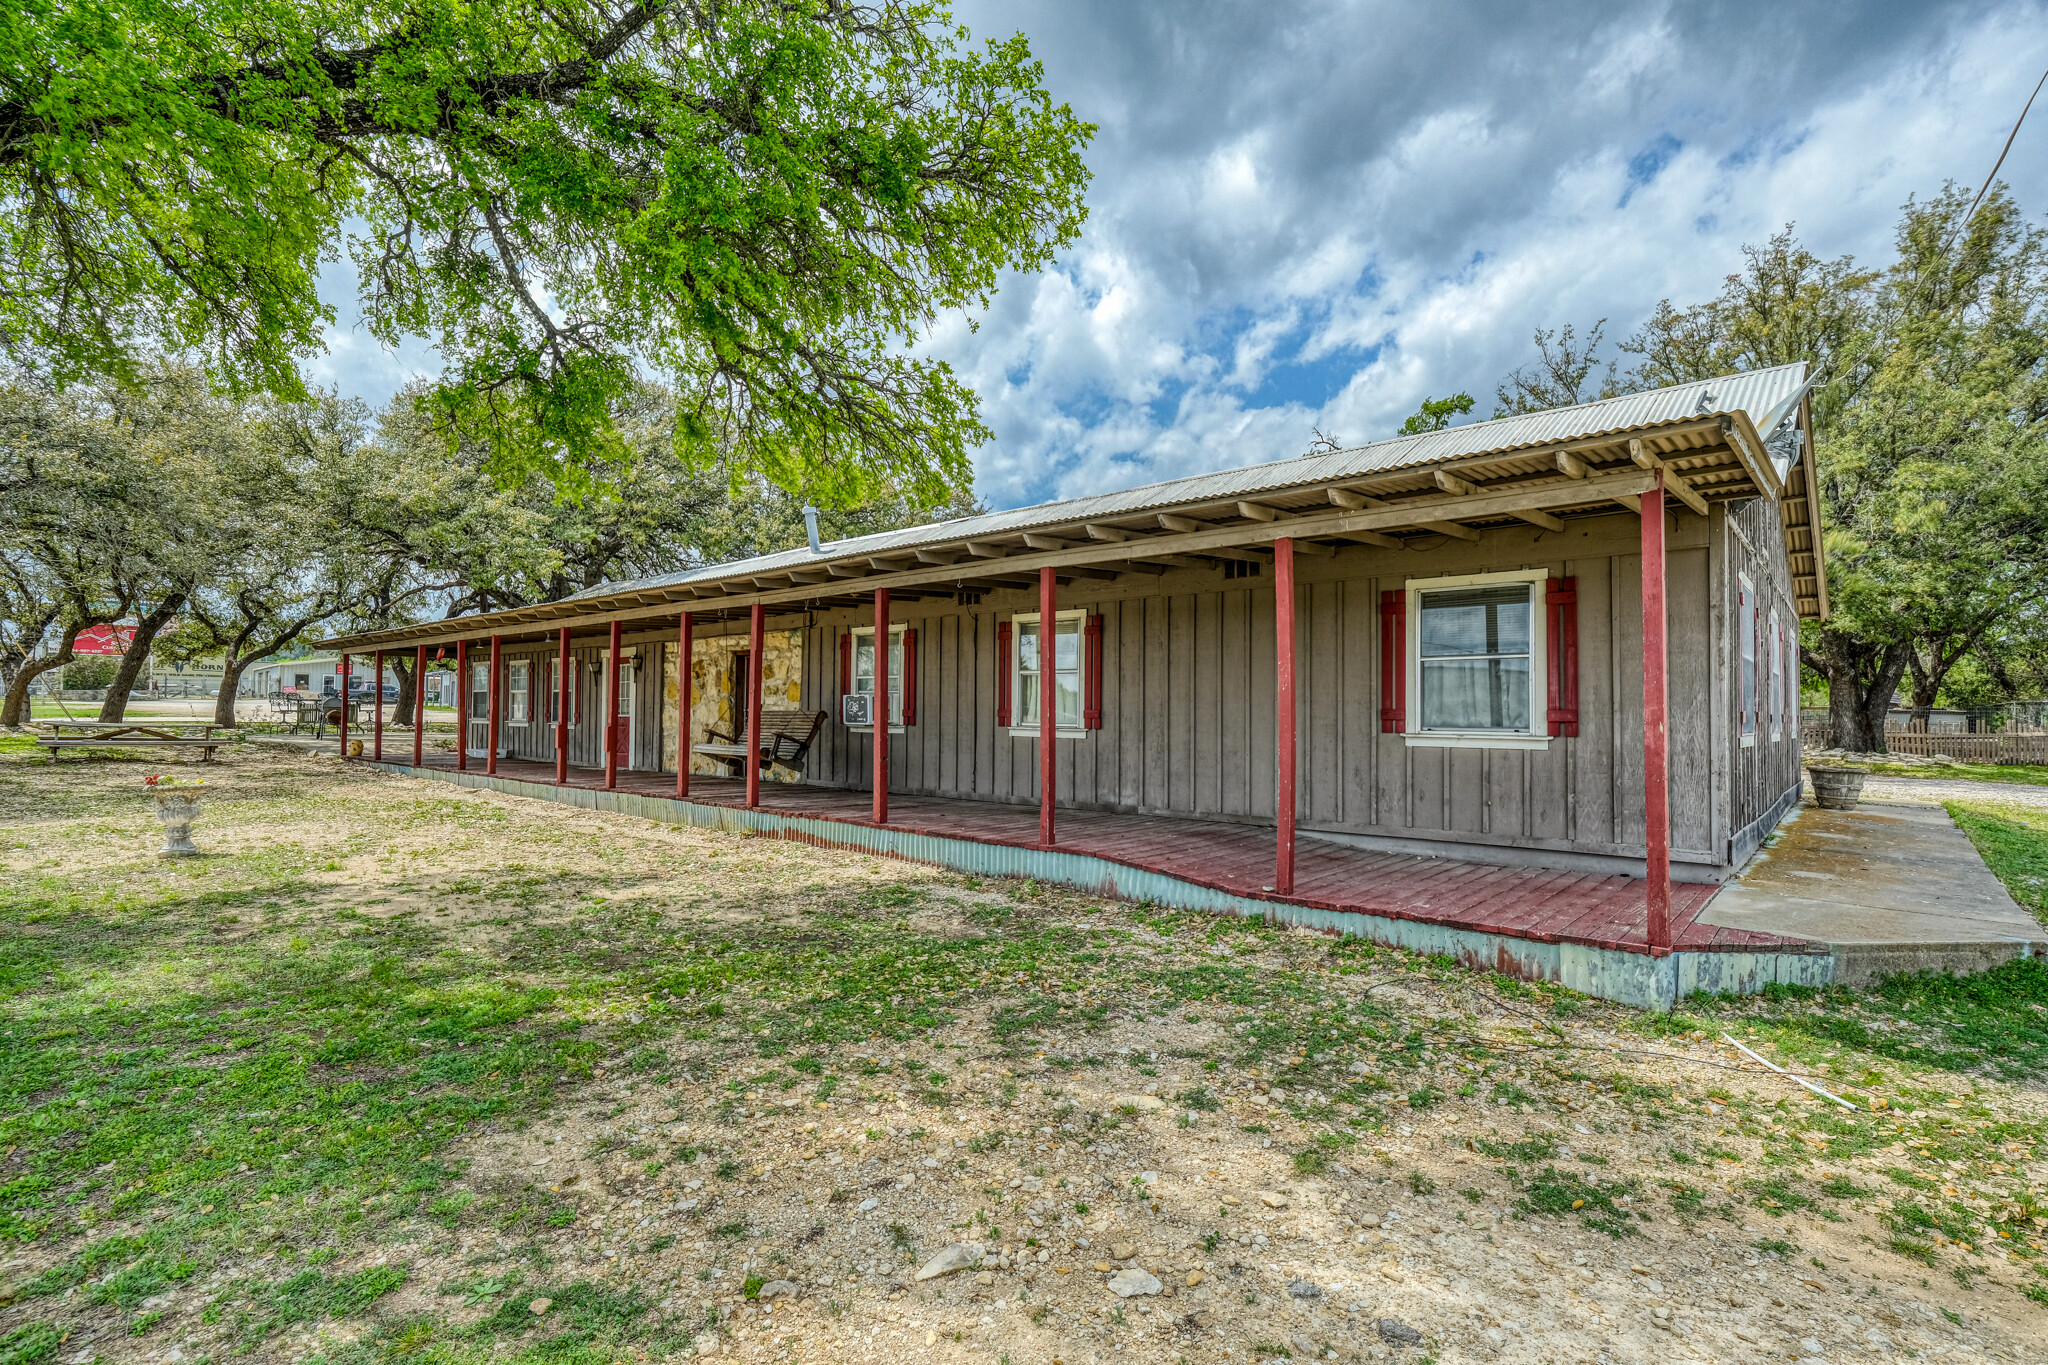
(311, 0, 2048, 510)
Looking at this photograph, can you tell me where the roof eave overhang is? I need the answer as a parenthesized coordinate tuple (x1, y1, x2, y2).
(318, 413, 1772, 653)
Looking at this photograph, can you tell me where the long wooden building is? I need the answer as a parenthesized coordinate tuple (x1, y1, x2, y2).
(326, 363, 1829, 1006)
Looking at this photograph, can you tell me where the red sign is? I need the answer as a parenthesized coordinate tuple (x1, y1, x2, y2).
(73, 624, 138, 656)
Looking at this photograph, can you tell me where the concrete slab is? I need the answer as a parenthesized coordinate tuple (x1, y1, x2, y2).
(1700, 800, 2047, 984)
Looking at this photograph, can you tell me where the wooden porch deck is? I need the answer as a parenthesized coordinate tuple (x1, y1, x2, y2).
(373, 752, 1803, 956)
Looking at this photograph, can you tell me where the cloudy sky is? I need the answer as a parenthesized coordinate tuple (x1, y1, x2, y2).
(310, 0, 2048, 510)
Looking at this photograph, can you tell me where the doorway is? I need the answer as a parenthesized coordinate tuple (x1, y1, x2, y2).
(613, 660, 636, 770)
(466, 661, 490, 757)
(730, 652, 751, 748)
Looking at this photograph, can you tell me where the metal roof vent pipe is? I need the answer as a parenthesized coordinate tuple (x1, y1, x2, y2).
(802, 504, 822, 554)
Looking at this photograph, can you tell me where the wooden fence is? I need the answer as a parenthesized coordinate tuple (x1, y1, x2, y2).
(1803, 723, 2048, 765)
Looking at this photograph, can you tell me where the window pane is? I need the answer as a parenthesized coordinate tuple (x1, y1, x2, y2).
(1019, 671, 1041, 726)
(1418, 585, 1531, 657)
(1018, 621, 1040, 674)
(1420, 658, 1531, 730)
(1054, 617, 1081, 670)
(854, 636, 875, 686)
(1054, 668, 1081, 726)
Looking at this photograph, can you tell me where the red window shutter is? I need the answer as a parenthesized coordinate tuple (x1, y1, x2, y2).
(902, 628, 918, 726)
(1545, 576, 1580, 738)
(1378, 589, 1406, 733)
(1083, 613, 1104, 729)
(996, 621, 1013, 727)
(839, 631, 851, 697)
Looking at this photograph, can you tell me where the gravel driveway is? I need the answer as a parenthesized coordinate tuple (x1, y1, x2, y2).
(1848, 773, 2048, 809)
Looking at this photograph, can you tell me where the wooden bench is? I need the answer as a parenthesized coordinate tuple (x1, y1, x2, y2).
(694, 709, 827, 777)
(34, 721, 229, 762)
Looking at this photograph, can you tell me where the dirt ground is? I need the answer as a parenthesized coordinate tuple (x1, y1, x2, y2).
(1, 742, 2043, 1365)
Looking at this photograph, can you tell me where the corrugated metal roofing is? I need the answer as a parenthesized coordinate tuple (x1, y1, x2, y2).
(576, 362, 1811, 599)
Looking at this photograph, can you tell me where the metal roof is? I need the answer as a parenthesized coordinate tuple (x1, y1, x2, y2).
(576, 362, 1812, 599)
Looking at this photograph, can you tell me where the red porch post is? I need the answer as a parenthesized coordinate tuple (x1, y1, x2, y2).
(677, 612, 694, 798)
(1641, 478, 1672, 954)
(486, 635, 502, 776)
(338, 653, 350, 757)
(412, 645, 425, 767)
(746, 603, 766, 809)
(1274, 537, 1297, 894)
(1039, 565, 1056, 847)
(455, 641, 468, 771)
(372, 649, 384, 761)
(872, 591, 889, 823)
(555, 627, 571, 784)
(604, 621, 622, 790)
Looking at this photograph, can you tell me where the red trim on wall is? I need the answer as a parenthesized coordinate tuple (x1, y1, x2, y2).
(1546, 576, 1580, 738)
(839, 631, 851, 698)
(1378, 590, 1406, 733)
(902, 628, 918, 726)
(1083, 614, 1104, 729)
(996, 620, 1013, 728)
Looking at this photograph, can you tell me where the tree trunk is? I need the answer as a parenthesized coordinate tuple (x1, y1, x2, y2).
(390, 655, 417, 728)
(98, 593, 187, 721)
(1813, 629, 1911, 752)
(1904, 652, 1936, 732)
(214, 653, 249, 728)
(1, 623, 85, 727)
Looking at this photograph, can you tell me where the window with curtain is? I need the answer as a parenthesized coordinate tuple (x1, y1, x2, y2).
(852, 625, 905, 726)
(508, 661, 530, 723)
(1014, 611, 1083, 728)
(1739, 572, 1757, 744)
(1416, 583, 1534, 732)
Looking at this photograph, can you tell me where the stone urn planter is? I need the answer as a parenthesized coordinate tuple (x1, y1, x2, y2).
(145, 774, 206, 857)
(1806, 765, 1867, 811)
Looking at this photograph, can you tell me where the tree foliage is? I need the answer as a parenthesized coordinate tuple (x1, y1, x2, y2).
(1399, 392, 1474, 435)
(0, 0, 1093, 505)
(1498, 188, 2048, 748)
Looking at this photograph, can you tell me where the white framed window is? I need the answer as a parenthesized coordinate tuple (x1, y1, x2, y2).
(1011, 609, 1086, 731)
(851, 624, 907, 730)
(1404, 569, 1549, 750)
(1786, 625, 1800, 739)
(1767, 606, 1783, 742)
(508, 660, 531, 724)
(1738, 572, 1757, 747)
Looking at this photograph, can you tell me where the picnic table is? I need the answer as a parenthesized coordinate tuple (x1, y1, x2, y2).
(35, 720, 231, 762)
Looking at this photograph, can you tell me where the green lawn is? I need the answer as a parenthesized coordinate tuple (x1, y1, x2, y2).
(3, 742, 2045, 1362)
(1946, 799, 2048, 930)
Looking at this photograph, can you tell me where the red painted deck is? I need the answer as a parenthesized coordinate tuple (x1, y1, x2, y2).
(375, 753, 1807, 956)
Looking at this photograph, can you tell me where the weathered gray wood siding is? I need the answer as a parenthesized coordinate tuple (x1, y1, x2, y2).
(492, 635, 668, 773)
(792, 509, 1733, 871)
(1722, 497, 1805, 858)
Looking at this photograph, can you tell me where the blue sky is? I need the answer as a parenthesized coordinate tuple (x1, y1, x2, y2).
(307, 0, 2048, 510)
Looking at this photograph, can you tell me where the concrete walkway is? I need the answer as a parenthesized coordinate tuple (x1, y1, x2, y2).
(1701, 798, 2047, 984)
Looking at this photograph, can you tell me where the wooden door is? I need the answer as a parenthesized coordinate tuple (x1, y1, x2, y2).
(466, 662, 491, 757)
(613, 661, 636, 770)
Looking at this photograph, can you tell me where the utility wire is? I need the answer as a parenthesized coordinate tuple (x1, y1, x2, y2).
(1951, 62, 2048, 246)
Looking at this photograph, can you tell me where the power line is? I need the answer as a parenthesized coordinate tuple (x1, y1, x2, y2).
(1957, 61, 2048, 236)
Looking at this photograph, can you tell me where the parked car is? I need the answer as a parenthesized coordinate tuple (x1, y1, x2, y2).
(347, 680, 399, 700)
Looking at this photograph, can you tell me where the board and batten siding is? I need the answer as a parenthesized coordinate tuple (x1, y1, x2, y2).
(794, 508, 1741, 877)
(1722, 496, 1805, 864)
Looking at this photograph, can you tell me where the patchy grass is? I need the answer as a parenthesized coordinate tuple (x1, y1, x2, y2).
(2, 743, 2045, 1364)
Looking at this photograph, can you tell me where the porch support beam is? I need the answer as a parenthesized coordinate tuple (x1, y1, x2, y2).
(487, 636, 502, 776)
(746, 603, 765, 809)
(604, 621, 621, 791)
(413, 644, 426, 768)
(872, 590, 889, 824)
(338, 653, 350, 758)
(1512, 508, 1566, 533)
(676, 613, 692, 797)
(331, 470, 1665, 652)
(1274, 537, 1297, 895)
(1629, 439, 1710, 516)
(372, 649, 384, 761)
(556, 627, 571, 784)
(1641, 475, 1672, 955)
(1039, 566, 1056, 847)
(455, 642, 467, 771)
